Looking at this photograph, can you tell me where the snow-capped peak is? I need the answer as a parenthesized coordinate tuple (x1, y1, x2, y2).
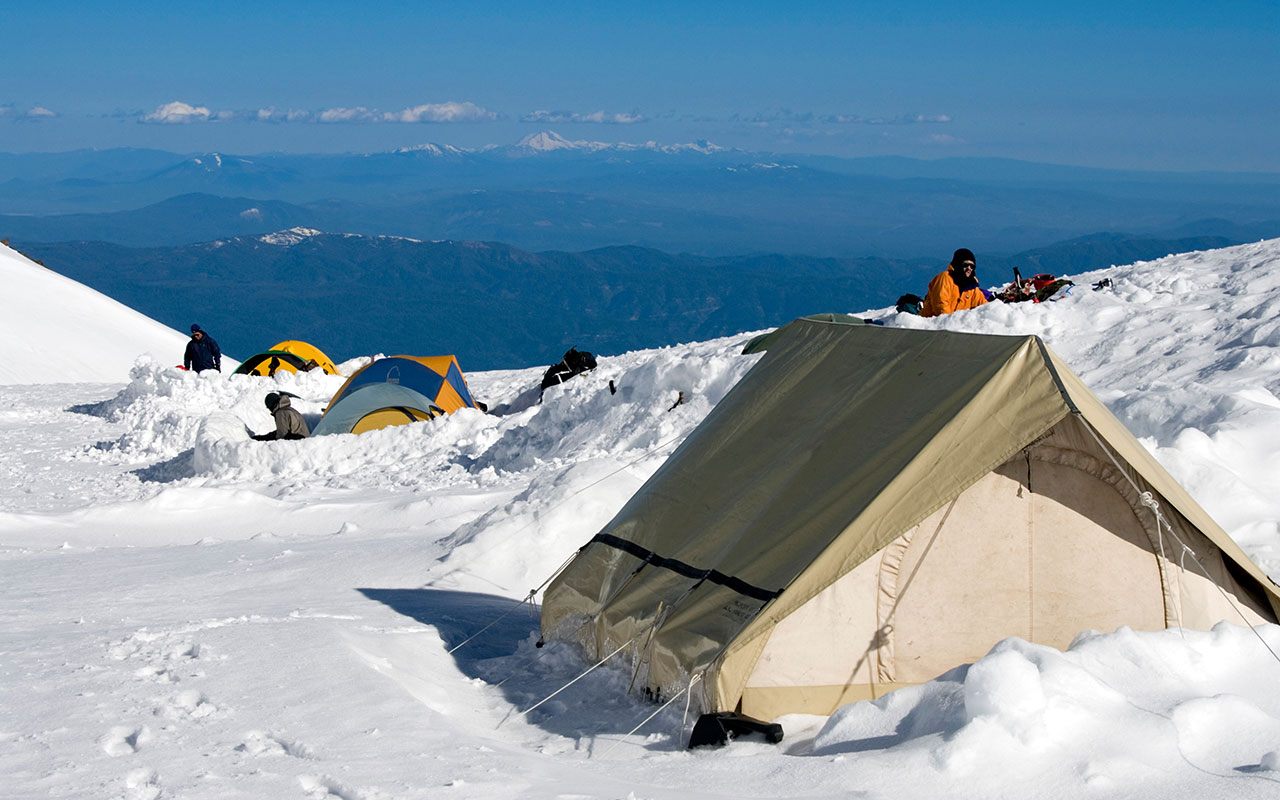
(259, 227, 323, 246)
(658, 139, 725, 155)
(515, 131, 582, 151)
(511, 130, 726, 155)
(394, 142, 469, 156)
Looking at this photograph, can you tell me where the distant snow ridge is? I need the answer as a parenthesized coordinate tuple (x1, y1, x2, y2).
(189, 153, 245, 170)
(513, 130, 725, 155)
(395, 142, 469, 156)
(726, 162, 800, 172)
(260, 227, 324, 246)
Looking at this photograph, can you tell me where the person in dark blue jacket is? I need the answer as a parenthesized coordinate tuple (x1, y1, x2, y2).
(183, 323, 222, 372)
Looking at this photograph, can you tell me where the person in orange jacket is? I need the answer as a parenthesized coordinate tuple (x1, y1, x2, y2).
(920, 248, 988, 317)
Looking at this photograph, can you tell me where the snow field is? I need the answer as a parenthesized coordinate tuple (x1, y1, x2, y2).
(4, 239, 1280, 797)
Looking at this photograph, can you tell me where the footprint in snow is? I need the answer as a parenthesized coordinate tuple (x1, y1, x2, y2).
(133, 665, 178, 683)
(297, 773, 366, 800)
(100, 725, 152, 756)
(235, 729, 314, 759)
(124, 767, 161, 800)
(108, 629, 203, 665)
(154, 689, 218, 721)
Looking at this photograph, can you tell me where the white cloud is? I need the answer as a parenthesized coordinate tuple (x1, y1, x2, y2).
(732, 110, 814, 124)
(318, 106, 380, 123)
(738, 109, 952, 126)
(3, 105, 59, 122)
(139, 100, 501, 125)
(821, 112, 952, 125)
(140, 101, 214, 124)
(256, 107, 315, 123)
(521, 109, 646, 125)
(383, 102, 500, 123)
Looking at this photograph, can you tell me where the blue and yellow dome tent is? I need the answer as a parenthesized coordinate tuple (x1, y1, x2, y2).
(234, 340, 339, 376)
(312, 355, 481, 435)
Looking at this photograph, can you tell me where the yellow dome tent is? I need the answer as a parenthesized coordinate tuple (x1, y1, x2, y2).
(234, 340, 339, 376)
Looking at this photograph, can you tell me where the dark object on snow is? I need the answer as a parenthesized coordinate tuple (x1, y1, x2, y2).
(1034, 278, 1074, 302)
(540, 347, 598, 397)
(995, 269, 1073, 304)
(608, 379, 617, 395)
(1093, 278, 1113, 291)
(668, 391, 685, 412)
(895, 293, 925, 314)
(688, 712, 784, 749)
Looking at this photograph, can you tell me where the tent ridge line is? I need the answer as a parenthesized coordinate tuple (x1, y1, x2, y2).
(1034, 336, 1079, 415)
(590, 533, 783, 603)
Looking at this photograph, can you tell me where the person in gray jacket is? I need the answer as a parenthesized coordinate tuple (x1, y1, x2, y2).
(252, 392, 310, 441)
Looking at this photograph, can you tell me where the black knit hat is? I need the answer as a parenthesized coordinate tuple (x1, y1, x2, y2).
(264, 392, 280, 411)
(951, 248, 976, 266)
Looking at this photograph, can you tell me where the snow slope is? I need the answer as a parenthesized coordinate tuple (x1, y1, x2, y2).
(2, 240, 1280, 799)
(0, 242, 193, 385)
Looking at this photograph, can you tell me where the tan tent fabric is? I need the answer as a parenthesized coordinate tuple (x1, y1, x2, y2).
(541, 318, 1280, 720)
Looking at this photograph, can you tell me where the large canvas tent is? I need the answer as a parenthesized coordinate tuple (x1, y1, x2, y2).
(233, 340, 339, 376)
(312, 355, 480, 436)
(541, 316, 1280, 721)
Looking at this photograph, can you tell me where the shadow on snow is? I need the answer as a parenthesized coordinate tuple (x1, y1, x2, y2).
(357, 587, 694, 753)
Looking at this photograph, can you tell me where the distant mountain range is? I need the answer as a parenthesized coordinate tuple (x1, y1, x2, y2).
(3, 135, 1278, 258)
(8, 135, 1277, 370)
(19, 228, 1246, 371)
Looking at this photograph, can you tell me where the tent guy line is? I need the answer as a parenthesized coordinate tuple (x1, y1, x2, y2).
(1081, 419, 1280, 669)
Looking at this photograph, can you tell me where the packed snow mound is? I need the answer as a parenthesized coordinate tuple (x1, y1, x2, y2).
(808, 623, 1280, 790)
(61, 336, 761, 588)
(0, 242, 191, 385)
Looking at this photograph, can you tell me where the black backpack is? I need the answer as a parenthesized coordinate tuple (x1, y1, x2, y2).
(895, 293, 925, 314)
(541, 347, 598, 393)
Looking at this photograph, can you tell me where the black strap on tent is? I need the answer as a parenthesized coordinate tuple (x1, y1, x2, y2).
(590, 532, 782, 603)
(233, 351, 310, 376)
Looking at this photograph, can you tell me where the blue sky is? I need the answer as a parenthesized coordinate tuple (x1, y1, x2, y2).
(2, 1, 1277, 170)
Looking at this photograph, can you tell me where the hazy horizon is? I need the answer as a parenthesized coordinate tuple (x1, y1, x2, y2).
(2, 2, 1276, 171)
